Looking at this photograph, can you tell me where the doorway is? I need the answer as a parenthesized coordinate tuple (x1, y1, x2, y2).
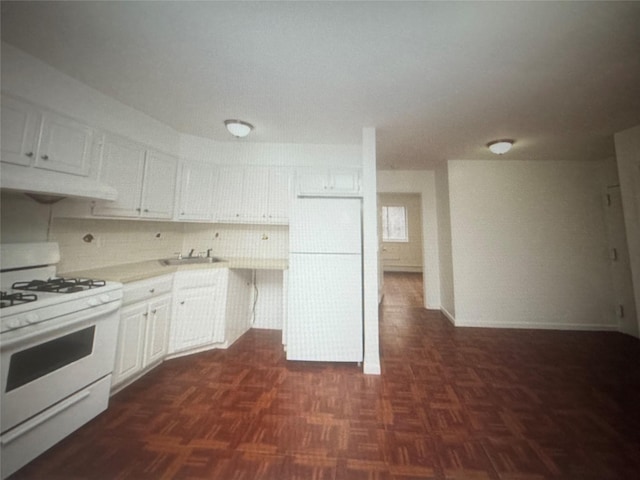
(378, 193, 425, 305)
(378, 193, 423, 272)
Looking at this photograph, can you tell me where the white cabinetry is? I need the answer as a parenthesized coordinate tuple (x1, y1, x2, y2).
(296, 168, 361, 197)
(176, 161, 217, 221)
(169, 268, 253, 357)
(215, 166, 290, 224)
(93, 135, 177, 219)
(169, 269, 226, 354)
(1, 95, 94, 177)
(112, 275, 173, 389)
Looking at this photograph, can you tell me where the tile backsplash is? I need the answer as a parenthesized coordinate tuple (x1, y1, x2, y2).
(50, 218, 288, 273)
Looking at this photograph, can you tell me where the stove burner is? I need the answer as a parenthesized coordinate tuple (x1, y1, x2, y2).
(12, 278, 107, 294)
(0, 291, 38, 308)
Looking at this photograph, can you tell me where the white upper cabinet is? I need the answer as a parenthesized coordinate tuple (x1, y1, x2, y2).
(214, 167, 245, 222)
(93, 134, 177, 219)
(1, 95, 39, 167)
(141, 150, 178, 219)
(176, 160, 216, 221)
(214, 166, 291, 224)
(93, 135, 145, 217)
(1, 95, 94, 176)
(296, 168, 361, 197)
(36, 111, 94, 176)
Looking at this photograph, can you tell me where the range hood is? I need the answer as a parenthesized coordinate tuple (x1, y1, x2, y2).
(1, 165, 117, 202)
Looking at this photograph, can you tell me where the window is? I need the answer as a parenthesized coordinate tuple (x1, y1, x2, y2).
(381, 205, 408, 242)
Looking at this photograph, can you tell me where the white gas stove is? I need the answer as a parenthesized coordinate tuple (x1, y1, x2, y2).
(0, 242, 122, 478)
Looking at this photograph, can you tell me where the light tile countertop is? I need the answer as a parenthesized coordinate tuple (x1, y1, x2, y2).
(60, 257, 288, 284)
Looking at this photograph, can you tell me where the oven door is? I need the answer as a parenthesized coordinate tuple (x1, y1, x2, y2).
(0, 300, 120, 434)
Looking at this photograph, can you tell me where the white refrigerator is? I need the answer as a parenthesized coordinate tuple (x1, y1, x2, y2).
(287, 197, 363, 362)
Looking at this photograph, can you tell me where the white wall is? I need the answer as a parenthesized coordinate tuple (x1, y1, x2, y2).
(435, 162, 455, 319)
(614, 124, 640, 335)
(362, 128, 380, 375)
(179, 133, 362, 167)
(377, 170, 440, 309)
(447, 159, 614, 330)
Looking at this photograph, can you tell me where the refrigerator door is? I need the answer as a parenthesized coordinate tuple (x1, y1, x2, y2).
(290, 197, 361, 254)
(287, 253, 363, 362)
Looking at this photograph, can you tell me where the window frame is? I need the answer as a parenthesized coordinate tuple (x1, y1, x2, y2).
(381, 204, 409, 243)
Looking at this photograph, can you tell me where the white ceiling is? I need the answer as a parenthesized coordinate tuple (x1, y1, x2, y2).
(2, 1, 640, 169)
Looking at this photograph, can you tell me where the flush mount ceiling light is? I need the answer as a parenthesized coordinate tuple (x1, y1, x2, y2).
(487, 140, 514, 155)
(224, 119, 253, 138)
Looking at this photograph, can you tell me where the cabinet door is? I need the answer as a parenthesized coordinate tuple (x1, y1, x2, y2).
(93, 135, 146, 217)
(178, 161, 215, 221)
(170, 286, 217, 352)
(35, 110, 93, 176)
(112, 304, 147, 387)
(214, 167, 245, 221)
(241, 167, 270, 222)
(330, 169, 361, 194)
(144, 296, 171, 367)
(141, 150, 177, 219)
(296, 170, 329, 195)
(267, 168, 291, 223)
(0, 96, 39, 167)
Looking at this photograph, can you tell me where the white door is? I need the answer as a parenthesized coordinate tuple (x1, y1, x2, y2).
(141, 151, 177, 219)
(0, 96, 39, 167)
(287, 253, 363, 362)
(214, 167, 245, 221)
(268, 168, 291, 223)
(290, 197, 362, 254)
(112, 304, 146, 386)
(94, 136, 146, 217)
(36, 111, 93, 176)
(604, 186, 638, 337)
(170, 287, 216, 352)
(144, 296, 171, 366)
(178, 162, 215, 221)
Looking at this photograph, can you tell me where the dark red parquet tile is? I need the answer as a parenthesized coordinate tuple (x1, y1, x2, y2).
(9, 273, 640, 479)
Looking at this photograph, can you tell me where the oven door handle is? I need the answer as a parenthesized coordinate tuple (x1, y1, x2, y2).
(1, 388, 91, 445)
(1, 300, 121, 350)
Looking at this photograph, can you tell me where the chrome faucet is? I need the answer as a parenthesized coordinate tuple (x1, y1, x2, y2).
(207, 248, 213, 258)
(188, 248, 195, 258)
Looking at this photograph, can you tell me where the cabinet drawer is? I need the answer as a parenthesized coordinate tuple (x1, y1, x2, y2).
(123, 275, 173, 306)
(173, 269, 227, 289)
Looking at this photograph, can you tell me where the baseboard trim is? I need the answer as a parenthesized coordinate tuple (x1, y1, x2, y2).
(363, 360, 381, 375)
(383, 266, 423, 273)
(452, 319, 619, 331)
(440, 307, 456, 325)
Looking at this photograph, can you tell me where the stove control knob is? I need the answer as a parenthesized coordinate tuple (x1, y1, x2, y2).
(99, 294, 111, 303)
(25, 313, 40, 324)
(87, 298, 100, 307)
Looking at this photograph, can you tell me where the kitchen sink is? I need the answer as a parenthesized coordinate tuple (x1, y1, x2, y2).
(159, 256, 224, 266)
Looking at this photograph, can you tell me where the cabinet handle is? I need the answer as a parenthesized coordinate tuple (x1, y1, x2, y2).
(136, 208, 141, 212)
(143, 312, 148, 317)
(144, 209, 149, 212)
(151, 309, 157, 314)
(40, 154, 49, 160)
(180, 301, 185, 305)
(25, 152, 34, 158)
(149, 288, 155, 293)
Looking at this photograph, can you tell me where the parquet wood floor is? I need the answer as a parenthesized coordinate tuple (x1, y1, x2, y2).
(10, 273, 640, 479)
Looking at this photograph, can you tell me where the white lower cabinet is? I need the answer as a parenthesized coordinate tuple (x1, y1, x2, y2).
(169, 268, 253, 357)
(169, 270, 224, 354)
(112, 275, 173, 389)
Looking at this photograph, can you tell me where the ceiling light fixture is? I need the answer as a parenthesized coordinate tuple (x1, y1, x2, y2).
(487, 140, 514, 155)
(224, 119, 253, 138)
